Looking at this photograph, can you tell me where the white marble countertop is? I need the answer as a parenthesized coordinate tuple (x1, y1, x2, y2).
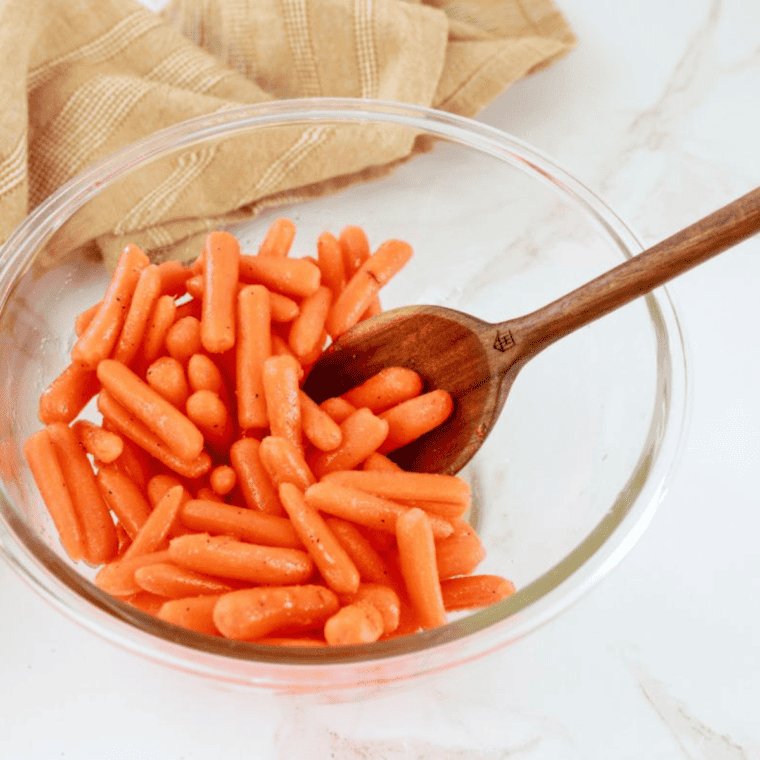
(2, 1, 759, 758)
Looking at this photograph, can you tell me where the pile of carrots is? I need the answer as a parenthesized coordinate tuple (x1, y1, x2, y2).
(23, 220, 514, 647)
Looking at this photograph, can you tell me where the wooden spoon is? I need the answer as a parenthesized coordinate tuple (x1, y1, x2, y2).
(303, 187, 760, 475)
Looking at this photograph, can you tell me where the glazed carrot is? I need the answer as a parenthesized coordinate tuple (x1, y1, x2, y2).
(378, 390, 454, 454)
(139, 294, 177, 367)
(304, 482, 454, 539)
(112, 263, 162, 366)
(268, 291, 300, 323)
(296, 327, 328, 369)
(125, 590, 166, 615)
(173, 298, 202, 322)
(180, 499, 302, 549)
(114, 522, 132, 556)
(158, 594, 222, 636)
(122, 484, 187, 559)
(342, 367, 423, 414)
(107, 430, 154, 491)
(134, 562, 237, 598)
(361, 451, 402, 472)
(288, 285, 332, 360)
(74, 300, 101, 336)
(270, 332, 300, 363)
(239, 255, 321, 298)
(47, 422, 118, 565)
(440, 575, 515, 611)
(325, 516, 391, 584)
(258, 217, 296, 257)
(96, 463, 152, 540)
(229, 437, 283, 516)
(187, 353, 225, 395)
(38, 362, 100, 425)
(359, 296, 382, 322)
(186, 389, 234, 452)
(212, 584, 339, 641)
(97, 359, 204, 461)
(195, 487, 225, 503)
(156, 259, 192, 296)
(318, 397, 357, 424)
(261, 354, 302, 452)
(236, 284, 271, 430)
(395, 507, 446, 629)
(209, 465, 236, 496)
(145, 356, 189, 408)
(435, 519, 487, 580)
(316, 231, 346, 298)
(338, 224, 370, 277)
(299, 391, 342, 452)
(201, 231, 239, 353)
(337, 583, 400, 635)
(97, 390, 212, 479)
(326, 239, 413, 338)
(94, 549, 173, 597)
(72, 419, 123, 463)
(168, 533, 314, 585)
(324, 600, 384, 646)
(308, 408, 389, 478)
(259, 435, 316, 491)
(183, 274, 203, 300)
(146, 473, 184, 508)
(72, 243, 150, 368)
(279, 482, 360, 595)
(165, 315, 203, 366)
(23, 427, 85, 561)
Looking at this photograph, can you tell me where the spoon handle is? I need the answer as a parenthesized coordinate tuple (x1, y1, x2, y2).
(505, 185, 760, 357)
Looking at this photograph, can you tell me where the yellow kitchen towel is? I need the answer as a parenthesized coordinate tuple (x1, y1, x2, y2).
(0, 0, 575, 268)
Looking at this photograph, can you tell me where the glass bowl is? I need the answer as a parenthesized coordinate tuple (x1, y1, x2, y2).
(0, 98, 687, 695)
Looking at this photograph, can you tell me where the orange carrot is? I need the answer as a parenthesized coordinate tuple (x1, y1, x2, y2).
(97, 359, 204, 461)
(156, 259, 192, 297)
(209, 464, 236, 496)
(269, 291, 300, 323)
(201, 231, 240, 353)
(72, 243, 150, 368)
(255, 636, 327, 648)
(395, 507, 446, 629)
(239, 255, 321, 298)
(38, 362, 100, 425)
(96, 463, 152, 540)
(112, 263, 162, 366)
(125, 590, 167, 615)
(23, 427, 85, 561)
(337, 583, 401, 636)
(440, 575, 515, 611)
(145, 356, 189, 408)
(74, 300, 101, 336)
(435, 520, 487, 580)
(179, 499, 302, 549)
(187, 352, 225, 396)
(308, 408, 389, 479)
(361, 451, 402, 472)
(195, 487, 225, 503)
(258, 435, 316, 492)
(139, 294, 177, 367)
(288, 285, 332, 360)
(158, 594, 222, 636)
(279, 483, 360, 595)
(184, 274, 203, 300)
(186, 389, 234, 452)
(94, 549, 173, 597)
(72, 419, 123, 463)
(174, 297, 202, 322)
(316, 231, 346, 298)
(47, 422, 118, 565)
(325, 517, 391, 584)
(338, 224, 370, 277)
(299, 391, 342, 452)
(168, 533, 314, 585)
(107, 430, 154, 491)
(258, 217, 296, 257)
(318, 397, 357, 424)
(342, 367, 423, 414)
(165, 315, 203, 366)
(146, 473, 184, 508)
(212, 584, 338, 641)
(122, 484, 187, 559)
(229, 437, 283, 516)
(378, 390, 454, 454)
(324, 600, 384, 646)
(134, 562, 237, 598)
(236, 284, 271, 430)
(261, 354, 302, 452)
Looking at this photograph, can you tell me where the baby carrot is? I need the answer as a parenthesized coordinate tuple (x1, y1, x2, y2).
(259, 435, 316, 492)
(96, 463, 152, 540)
(435, 520, 487, 580)
(23, 427, 85, 561)
(395, 507, 446, 629)
(341, 367, 423, 414)
(318, 397, 356, 424)
(258, 217, 296, 257)
(268, 291, 300, 323)
(173, 297, 202, 322)
(201, 231, 239, 354)
(209, 464, 236, 496)
(38, 362, 100, 425)
(324, 600, 384, 646)
(158, 594, 222, 636)
(262, 354, 302, 452)
(440, 575, 515, 611)
(146, 473, 184, 508)
(74, 300, 101, 336)
(145, 356, 190, 409)
(316, 231, 346, 298)
(239, 255, 321, 298)
(179, 499, 302, 549)
(97, 359, 204, 461)
(195, 487, 225, 503)
(288, 285, 332, 360)
(165, 315, 203, 366)
(186, 389, 234, 452)
(125, 590, 166, 615)
(72, 419, 123, 463)
(72, 243, 150, 368)
(156, 259, 192, 297)
(47, 422, 118, 565)
(94, 549, 173, 597)
(337, 583, 401, 636)
(212, 584, 338, 641)
(139, 294, 177, 367)
(97, 390, 212, 479)
(325, 516, 391, 584)
(107, 429, 154, 491)
(338, 224, 370, 277)
(168, 533, 314, 585)
(112, 263, 162, 366)
(361, 451, 402, 472)
(378, 389, 454, 454)
(236, 284, 271, 430)
(187, 352, 225, 395)
(134, 562, 237, 598)
(229, 437, 283, 516)
(122, 484, 187, 559)
(299, 391, 342, 451)
(308, 408, 389, 479)
(279, 482, 360, 595)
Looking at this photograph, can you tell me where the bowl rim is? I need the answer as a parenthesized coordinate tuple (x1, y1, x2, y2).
(0, 97, 689, 691)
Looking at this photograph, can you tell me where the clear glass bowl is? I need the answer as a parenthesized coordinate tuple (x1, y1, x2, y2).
(0, 98, 687, 695)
